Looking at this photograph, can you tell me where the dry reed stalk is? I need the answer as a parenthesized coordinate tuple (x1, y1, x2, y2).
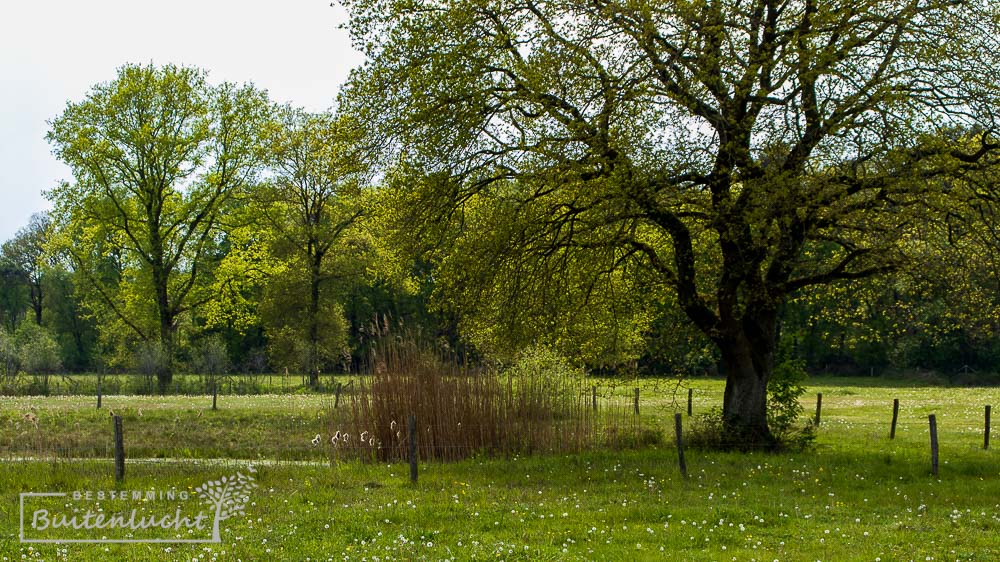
(324, 334, 639, 463)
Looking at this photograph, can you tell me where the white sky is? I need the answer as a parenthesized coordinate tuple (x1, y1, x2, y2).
(0, 0, 363, 242)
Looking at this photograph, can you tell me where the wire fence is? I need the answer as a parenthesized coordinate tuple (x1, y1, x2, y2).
(3, 384, 996, 485)
(0, 371, 358, 397)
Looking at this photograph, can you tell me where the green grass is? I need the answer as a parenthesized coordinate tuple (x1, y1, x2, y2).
(2, 376, 1000, 560)
(1, 394, 340, 460)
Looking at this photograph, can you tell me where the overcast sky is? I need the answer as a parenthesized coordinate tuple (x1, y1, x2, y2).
(0, 0, 362, 242)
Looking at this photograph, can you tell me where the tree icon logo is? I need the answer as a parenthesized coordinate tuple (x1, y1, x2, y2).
(194, 469, 257, 542)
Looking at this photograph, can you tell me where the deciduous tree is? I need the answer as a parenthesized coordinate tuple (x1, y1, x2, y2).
(46, 63, 270, 390)
(256, 109, 367, 384)
(1, 213, 50, 325)
(342, 0, 1000, 445)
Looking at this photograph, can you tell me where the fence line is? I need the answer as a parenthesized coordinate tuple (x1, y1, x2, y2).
(3, 383, 999, 484)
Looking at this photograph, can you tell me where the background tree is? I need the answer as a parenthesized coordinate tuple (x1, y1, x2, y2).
(0, 263, 28, 333)
(342, 0, 1000, 445)
(1, 212, 50, 325)
(46, 63, 270, 390)
(42, 266, 100, 371)
(254, 108, 367, 384)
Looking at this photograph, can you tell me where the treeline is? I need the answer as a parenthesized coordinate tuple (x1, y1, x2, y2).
(2, 62, 999, 389)
(5, 202, 997, 383)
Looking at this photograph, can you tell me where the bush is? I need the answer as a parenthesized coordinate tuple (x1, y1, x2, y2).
(686, 407, 728, 450)
(768, 359, 807, 436)
(14, 322, 62, 375)
(191, 334, 231, 376)
(767, 359, 815, 449)
(133, 341, 170, 392)
(505, 345, 585, 380)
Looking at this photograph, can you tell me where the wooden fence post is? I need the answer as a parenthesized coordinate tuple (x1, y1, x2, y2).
(408, 414, 418, 484)
(814, 393, 822, 426)
(212, 377, 218, 411)
(113, 415, 125, 482)
(929, 414, 939, 476)
(96, 373, 102, 409)
(633, 387, 640, 415)
(592, 385, 597, 412)
(890, 398, 899, 439)
(674, 413, 687, 479)
(687, 388, 693, 416)
(335, 383, 343, 409)
(985, 405, 991, 450)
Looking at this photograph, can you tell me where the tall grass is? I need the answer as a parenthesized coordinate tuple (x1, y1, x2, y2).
(327, 336, 639, 463)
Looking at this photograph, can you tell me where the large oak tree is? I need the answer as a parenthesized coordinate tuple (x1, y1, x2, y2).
(47, 63, 269, 390)
(342, 0, 1000, 445)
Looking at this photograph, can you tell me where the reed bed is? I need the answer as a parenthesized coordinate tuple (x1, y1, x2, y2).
(325, 337, 639, 463)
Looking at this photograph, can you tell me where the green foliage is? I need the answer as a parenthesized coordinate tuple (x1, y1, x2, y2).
(1, 212, 49, 325)
(0, 328, 18, 376)
(0, 267, 27, 333)
(0, 322, 62, 378)
(133, 341, 170, 379)
(686, 407, 729, 450)
(233, 107, 373, 376)
(41, 267, 99, 371)
(14, 321, 63, 375)
(643, 299, 718, 376)
(767, 359, 815, 449)
(190, 334, 231, 376)
(504, 344, 586, 385)
(259, 269, 351, 373)
(380, 170, 656, 368)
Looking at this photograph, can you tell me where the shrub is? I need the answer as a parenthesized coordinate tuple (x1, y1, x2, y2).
(767, 359, 815, 449)
(768, 359, 807, 437)
(505, 344, 586, 382)
(13, 322, 63, 375)
(133, 341, 170, 392)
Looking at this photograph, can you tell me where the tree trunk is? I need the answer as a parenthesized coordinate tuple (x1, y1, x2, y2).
(30, 282, 42, 326)
(307, 252, 322, 388)
(157, 319, 174, 394)
(717, 311, 778, 450)
(149, 224, 174, 393)
(154, 265, 174, 394)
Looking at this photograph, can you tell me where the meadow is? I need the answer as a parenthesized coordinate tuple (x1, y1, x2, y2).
(2, 376, 999, 561)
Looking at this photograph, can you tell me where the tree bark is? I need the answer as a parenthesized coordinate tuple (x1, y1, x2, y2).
(152, 263, 174, 394)
(307, 249, 323, 388)
(29, 282, 42, 326)
(717, 309, 778, 449)
(157, 317, 174, 394)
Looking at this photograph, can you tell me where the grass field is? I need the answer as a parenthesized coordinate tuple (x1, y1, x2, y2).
(2, 376, 999, 560)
